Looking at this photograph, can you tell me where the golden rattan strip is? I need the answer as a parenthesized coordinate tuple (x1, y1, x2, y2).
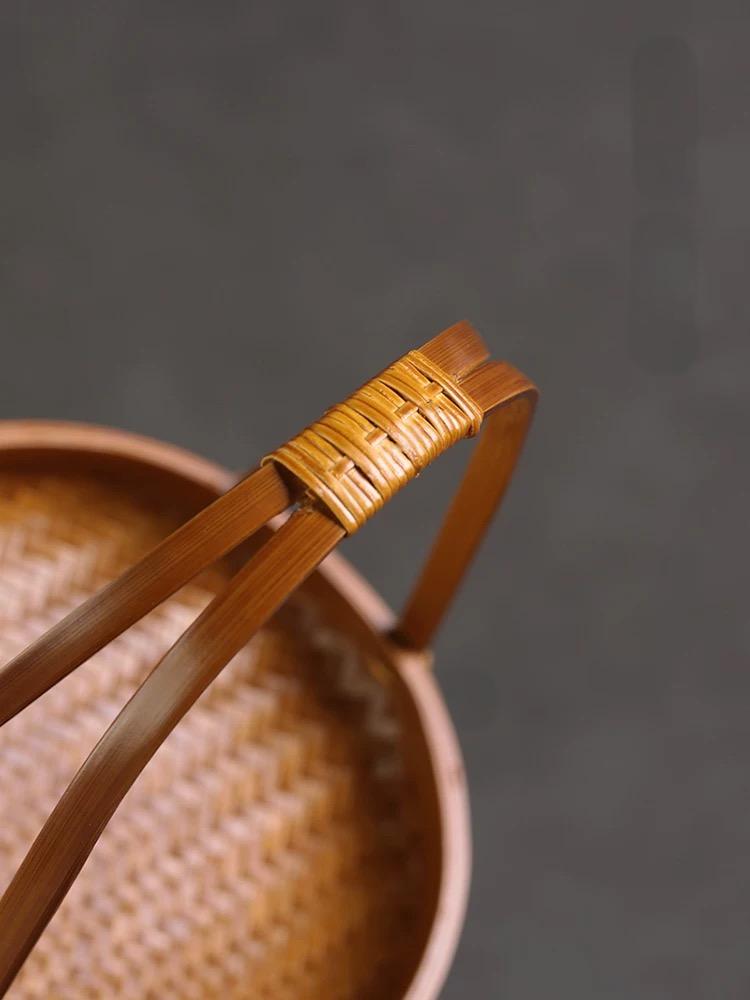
(262, 349, 484, 533)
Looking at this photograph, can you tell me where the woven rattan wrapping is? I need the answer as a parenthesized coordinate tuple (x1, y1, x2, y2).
(0, 472, 426, 999)
(263, 349, 483, 533)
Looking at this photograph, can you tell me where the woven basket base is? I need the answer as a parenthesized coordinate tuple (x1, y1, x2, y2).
(0, 470, 426, 999)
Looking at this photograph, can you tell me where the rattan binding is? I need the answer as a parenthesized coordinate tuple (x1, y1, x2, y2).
(263, 348, 483, 533)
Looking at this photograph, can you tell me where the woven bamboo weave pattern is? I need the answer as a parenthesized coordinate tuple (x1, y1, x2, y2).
(0, 472, 426, 999)
(264, 349, 483, 533)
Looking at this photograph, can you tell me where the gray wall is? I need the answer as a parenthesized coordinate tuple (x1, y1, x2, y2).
(1, 3, 748, 997)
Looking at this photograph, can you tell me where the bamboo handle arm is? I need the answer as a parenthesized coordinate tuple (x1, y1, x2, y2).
(395, 363, 537, 649)
(0, 509, 343, 996)
(0, 464, 292, 727)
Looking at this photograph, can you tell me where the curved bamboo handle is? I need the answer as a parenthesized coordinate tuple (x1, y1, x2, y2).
(0, 322, 537, 994)
(395, 359, 537, 649)
(0, 323, 535, 728)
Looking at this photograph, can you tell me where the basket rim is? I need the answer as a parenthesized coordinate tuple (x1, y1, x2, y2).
(0, 418, 470, 1000)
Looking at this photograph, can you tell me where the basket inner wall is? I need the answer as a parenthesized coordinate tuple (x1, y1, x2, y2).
(0, 459, 431, 999)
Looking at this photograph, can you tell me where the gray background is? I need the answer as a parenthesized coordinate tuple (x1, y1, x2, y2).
(1, 3, 748, 997)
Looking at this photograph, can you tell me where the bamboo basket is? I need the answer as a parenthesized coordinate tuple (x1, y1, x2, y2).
(0, 322, 536, 999)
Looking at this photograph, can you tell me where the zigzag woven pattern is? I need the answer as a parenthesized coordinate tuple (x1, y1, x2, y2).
(264, 349, 483, 532)
(0, 473, 426, 999)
